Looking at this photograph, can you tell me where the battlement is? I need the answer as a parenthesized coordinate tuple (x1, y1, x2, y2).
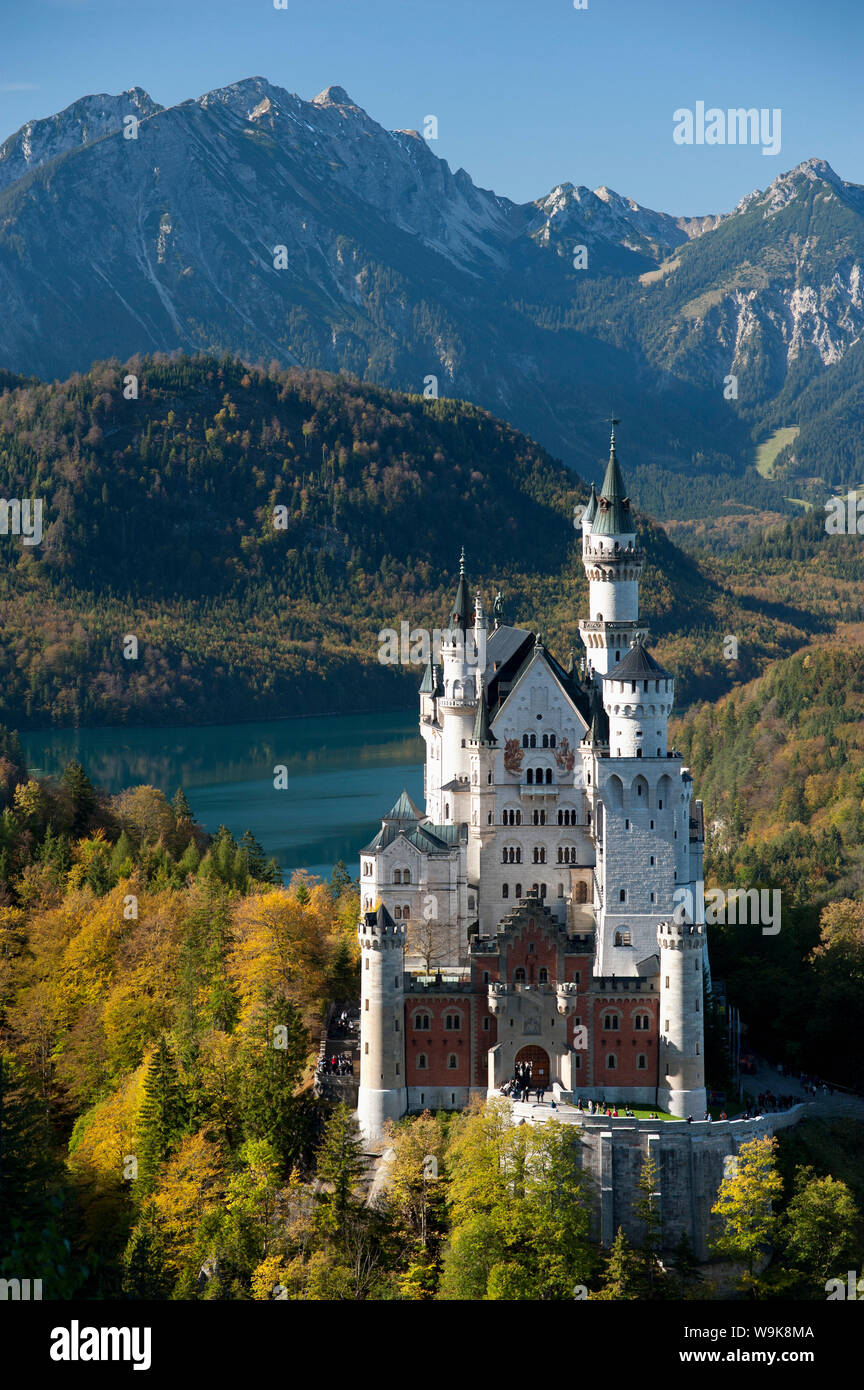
(658, 920, 704, 946)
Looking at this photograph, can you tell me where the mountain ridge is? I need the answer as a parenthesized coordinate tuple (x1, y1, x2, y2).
(1, 78, 862, 514)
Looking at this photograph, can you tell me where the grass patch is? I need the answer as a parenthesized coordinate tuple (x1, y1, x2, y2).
(756, 425, 800, 478)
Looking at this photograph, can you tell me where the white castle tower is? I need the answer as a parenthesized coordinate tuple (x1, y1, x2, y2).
(357, 904, 406, 1138)
(579, 420, 647, 682)
(578, 425, 707, 1116)
(658, 919, 707, 1118)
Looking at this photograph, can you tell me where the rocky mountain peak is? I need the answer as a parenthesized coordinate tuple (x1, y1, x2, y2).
(312, 85, 355, 107)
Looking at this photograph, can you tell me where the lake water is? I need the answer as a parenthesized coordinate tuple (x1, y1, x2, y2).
(22, 710, 423, 882)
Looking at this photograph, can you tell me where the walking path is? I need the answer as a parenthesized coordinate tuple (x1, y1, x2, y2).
(744, 1058, 864, 1122)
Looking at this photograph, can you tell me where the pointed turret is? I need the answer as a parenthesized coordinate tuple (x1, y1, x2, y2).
(449, 547, 471, 632)
(591, 421, 634, 537)
(471, 683, 496, 744)
(585, 683, 609, 747)
(579, 482, 598, 528)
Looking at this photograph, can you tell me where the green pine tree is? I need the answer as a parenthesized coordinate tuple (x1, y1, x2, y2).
(594, 1227, 643, 1300)
(315, 1102, 366, 1239)
(61, 761, 96, 835)
(136, 1036, 187, 1194)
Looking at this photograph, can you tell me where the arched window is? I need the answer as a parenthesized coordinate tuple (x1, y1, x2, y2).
(402, 905, 410, 920)
(418, 1054, 428, 1069)
(394, 906, 402, 919)
(634, 1013, 650, 1031)
(445, 1013, 461, 1031)
(550, 733, 556, 748)
(619, 889, 626, 903)
(515, 883, 522, 898)
(539, 968, 549, 984)
(448, 1054, 459, 1069)
(542, 733, 549, 748)
(403, 869, 411, 884)
(514, 967, 526, 983)
(606, 1053, 617, 1069)
(529, 734, 537, 748)
(637, 1054, 647, 1070)
(502, 883, 509, 898)
(603, 1013, 620, 1031)
(577, 881, 588, 904)
(527, 769, 534, 785)
(545, 768, 552, 785)
(522, 733, 529, 748)
(414, 1013, 430, 1031)
(394, 870, 402, 884)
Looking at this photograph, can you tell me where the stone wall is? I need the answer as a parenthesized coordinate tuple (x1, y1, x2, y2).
(564, 1107, 806, 1259)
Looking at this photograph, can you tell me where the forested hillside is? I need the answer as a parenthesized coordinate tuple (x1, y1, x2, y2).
(1, 733, 861, 1297)
(0, 352, 831, 729)
(676, 644, 864, 1080)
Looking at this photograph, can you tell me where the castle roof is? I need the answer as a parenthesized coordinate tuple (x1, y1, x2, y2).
(383, 789, 424, 823)
(579, 482, 598, 526)
(585, 682, 610, 746)
(449, 547, 471, 632)
(471, 684, 496, 744)
(360, 807, 462, 855)
(419, 658, 442, 695)
(591, 426, 634, 537)
(606, 641, 672, 682)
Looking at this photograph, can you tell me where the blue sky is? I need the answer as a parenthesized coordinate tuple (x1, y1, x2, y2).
(1, 0, 862, 215)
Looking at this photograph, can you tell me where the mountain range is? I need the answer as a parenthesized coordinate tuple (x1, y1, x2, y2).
(1, 78, 862, 515)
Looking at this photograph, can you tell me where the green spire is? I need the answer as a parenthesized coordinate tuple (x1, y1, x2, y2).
(579, 482, 598, 527)
(591, 420, 634, 537)
(449, 546, 471, 631)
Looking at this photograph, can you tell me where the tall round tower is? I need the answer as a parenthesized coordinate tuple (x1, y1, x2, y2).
(357, 903, 407, 1140)
(579, 423, 647, 681)
(439, 550, 481, 801)
(657, 919, 707, 1118)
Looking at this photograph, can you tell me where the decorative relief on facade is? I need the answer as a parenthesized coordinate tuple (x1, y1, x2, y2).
(503, 738, 524, 774)
(555, 736, 576, 773)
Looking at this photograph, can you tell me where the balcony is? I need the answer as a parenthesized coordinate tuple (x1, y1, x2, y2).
(520, 783, 559, 797)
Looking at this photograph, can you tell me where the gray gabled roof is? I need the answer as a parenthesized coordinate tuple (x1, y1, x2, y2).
(606, 642, 672, 682)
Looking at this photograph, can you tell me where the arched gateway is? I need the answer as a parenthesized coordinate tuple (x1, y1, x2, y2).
(514, 1045, 550, 1081)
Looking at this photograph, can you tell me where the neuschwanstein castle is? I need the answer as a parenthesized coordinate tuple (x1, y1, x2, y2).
(356, 429, 708, 1138)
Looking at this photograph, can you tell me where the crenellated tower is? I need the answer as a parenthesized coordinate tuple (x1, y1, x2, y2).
(657, 919, 707, 1118)
(357, 903, 407, 1139)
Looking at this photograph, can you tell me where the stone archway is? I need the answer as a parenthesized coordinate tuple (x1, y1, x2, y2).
(515, 1045, 550, 1081)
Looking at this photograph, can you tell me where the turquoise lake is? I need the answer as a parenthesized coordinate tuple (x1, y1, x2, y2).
(22, 710, 423, 882)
